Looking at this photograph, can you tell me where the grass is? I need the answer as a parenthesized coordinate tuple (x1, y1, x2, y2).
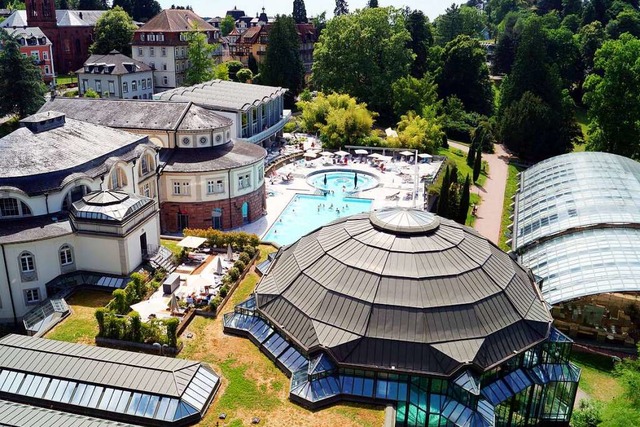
(161, 238, 182, 258)
(466, 193, 481, 227)
(498, 163, 525, 251)
(45, 290, 113, 345)
(437, 146, 489, 188)
(574, 106, 589, 152)
(56, 74, 76, 86)
(571, 352, 623, 403)
(180, 243, 384, 426)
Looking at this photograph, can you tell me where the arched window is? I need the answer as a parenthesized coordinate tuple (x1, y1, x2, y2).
(59, 244, 73, 266)
(62, 185, 90, 211)
(139, 153, 154, 177)
(18, 251, 37, 282)
(109, 166, 128, 190)
(0, 197, 32, 218)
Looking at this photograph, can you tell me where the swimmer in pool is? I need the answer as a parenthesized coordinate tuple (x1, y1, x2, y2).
(336, 208, 340, 214)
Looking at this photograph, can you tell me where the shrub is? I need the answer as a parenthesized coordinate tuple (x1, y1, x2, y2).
(239, 252, 251, 265)
(243, 245, 257, 258)
(219, 285, 229, 298)
(129, 311, 142, 343)
(164, 317, 180, 348)
(182, 228, 259, 251)
(209, 296, 222, 312)
(228, 267, 240, 282)
(111, 289, 128, 315)
(153, 268, 166, 282)
(95, 308, 107, 337)
(63, 89, 78, 97)
(283, 120, 297, 133)
(84, 88, 100, 98)
(233, 260, 246, 272)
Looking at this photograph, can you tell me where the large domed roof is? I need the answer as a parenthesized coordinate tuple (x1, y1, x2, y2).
(255, 208, 551, 376)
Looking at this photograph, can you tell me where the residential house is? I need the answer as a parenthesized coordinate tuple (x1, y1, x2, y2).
(2, 27, 55, 84)
(132, 9, 219, 90)
(76, 51, 154, 99)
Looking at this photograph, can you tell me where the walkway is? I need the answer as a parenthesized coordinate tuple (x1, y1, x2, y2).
(448, 141, 510, 245)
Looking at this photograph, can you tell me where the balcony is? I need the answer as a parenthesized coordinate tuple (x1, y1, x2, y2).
(241, 110, 291, 144)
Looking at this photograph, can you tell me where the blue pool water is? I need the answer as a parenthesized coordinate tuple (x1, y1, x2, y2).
(307, 170, 378, 193)
(263, 194, 372, 246)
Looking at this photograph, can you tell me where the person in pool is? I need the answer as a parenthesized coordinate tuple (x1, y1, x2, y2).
(336, 208, 340, 214)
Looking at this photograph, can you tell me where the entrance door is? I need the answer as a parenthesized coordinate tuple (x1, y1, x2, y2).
(212, 208, 223, 230)
(177, 213, 189, 232)
(140, 232, 147, 258)
(242, 202, 249, 224)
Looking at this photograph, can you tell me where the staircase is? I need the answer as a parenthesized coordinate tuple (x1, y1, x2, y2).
(148, 246, 176, 274)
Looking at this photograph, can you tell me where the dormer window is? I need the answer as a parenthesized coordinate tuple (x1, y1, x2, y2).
(140, 33, 145, 41)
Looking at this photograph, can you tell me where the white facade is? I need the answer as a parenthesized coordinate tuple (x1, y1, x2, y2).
(78, 71, 154, 100)
(132, 44, 188, 90)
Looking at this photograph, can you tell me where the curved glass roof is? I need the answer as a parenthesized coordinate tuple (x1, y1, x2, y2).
(513, 152, 640, 251)
(254, 208, 551, 376)
(0, 335, 219, 426)
(71, 191, 153, 222)
(520, 227, 640, 305)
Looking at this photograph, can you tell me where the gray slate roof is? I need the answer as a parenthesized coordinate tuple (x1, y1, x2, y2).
(71, 191, 154, 222)
(155, 79, 287, 112)
(0, 215, 73, 245)
(0, 399, 138, 426)
(0, 10, 105, 28)
(255, 208, 551, 377)
(39, 98, 232, 131)
(161, 141, 266, 173)
(3, 26, 51, 44)
(77, 52, 152, 75)
(0, 334, 201, 397)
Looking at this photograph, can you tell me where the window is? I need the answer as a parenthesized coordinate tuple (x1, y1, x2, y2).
(132, 80, 137, 91)
(140, 33, 145, 41)
(215, 134, 222, 143)
(95, 80, 101, 93)
(31, 51, 39, 60)
(172, 181, 190, 195)
(158, 34, 164, 41)
(20, 252, 35, 273)
(82, 79, 88, 92)
(142, 182, 151, 197)
(147, 78, 152, 88)
(138, 47, 143, 56)
(161, 47, 166, 56)
(149, 61, 155, 69)
(0, 198, 31, 218)
(162, 76, 168, 86)
(162, 63, 167, 71)
(108, 80, 115, 94)
(140, 152, 153, 176)
(199, 136, 207, 145)
(122, 82, 128, 93)
(207, 179, 225, 194)
(148, 34, 155, 42)
(109, 166, 127, 190)
(238, 174, 251, 190)
(141, 79, 146, 90)
(24, 288, 40, 305)
(149, 47, 155, 57)
(44, 65, 50, 74)
(258, 166, 264, 182)
(182, 136, 191, 146)
(59, 244, 73, 266)
(43, 51, 48, 60)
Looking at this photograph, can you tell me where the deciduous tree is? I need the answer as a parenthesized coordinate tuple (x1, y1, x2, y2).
(293, 0, 308, 23)
(387, 111, 444, 153)
(390, 74, 439, 120)
(220, 15, 235, 36)
(334, 0, 349, 16)
(184, 28, 216, 85)
(405, 10, 433, 78)
(90, 6, 136, 56)
(0, 37, 46, 118)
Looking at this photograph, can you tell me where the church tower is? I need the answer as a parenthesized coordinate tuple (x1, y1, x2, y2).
(26, 0, 57, 29)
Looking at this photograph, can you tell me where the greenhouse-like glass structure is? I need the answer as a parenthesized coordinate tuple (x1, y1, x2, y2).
(225, 208, 581, 426)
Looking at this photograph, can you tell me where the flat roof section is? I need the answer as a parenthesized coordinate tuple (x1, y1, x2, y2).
(0, 335, 220, 426)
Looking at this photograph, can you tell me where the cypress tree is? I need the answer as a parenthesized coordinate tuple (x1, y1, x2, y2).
(473, 147, 482, 183)
(437, 166, 450, 217)
(449, 164, 458, 185)
(293, 0, 308, 24)
(466, 143, 476, 167)
(334, 0, 349, 16)
(368, 0, 379, 7)
(458, 175, 471, 224)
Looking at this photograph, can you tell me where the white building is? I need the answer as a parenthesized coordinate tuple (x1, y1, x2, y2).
(131, 9, 219, 90)
(154, 79, 290, 147)
(0, 111, 161, 324)
(76, 50, 154, 99)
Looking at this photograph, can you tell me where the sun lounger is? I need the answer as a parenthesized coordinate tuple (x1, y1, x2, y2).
(385, 192, 400, 200)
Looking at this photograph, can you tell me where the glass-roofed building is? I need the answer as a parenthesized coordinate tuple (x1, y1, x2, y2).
(511, 152, 640, 348)
(0, 334, 220, 426)
(224, 208, 581, 426)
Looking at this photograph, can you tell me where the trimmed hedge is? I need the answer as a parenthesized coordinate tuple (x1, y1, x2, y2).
(182, 228, 260, 250)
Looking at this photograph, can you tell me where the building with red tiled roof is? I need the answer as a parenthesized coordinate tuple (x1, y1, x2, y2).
(132, 9, 220, 90)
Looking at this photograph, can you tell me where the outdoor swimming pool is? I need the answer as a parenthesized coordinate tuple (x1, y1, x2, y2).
(263, 193, 373, 246)
(307, 169, 379, 193)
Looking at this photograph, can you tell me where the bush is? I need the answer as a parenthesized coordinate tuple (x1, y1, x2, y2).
(283, 120, 297, 133)
(153, 268, 167, 282)
(95, 308, 107, 337)
(243, 245, 257, 258)
(228, 267, 240, 282)
(233, 260, 246, 272)
(164, 317, 179, 348)
(209, 296, 222, 312)
(84, 88, 100, 98)
(129, 311, 142, 343)
(111, 289, 128, 315)
(182, 228, 259, 251)
(63, 89, 78, 97)
(571, 400, 602, 427)
(236, 68, 253, 83)
(239, 252, 251, 265)
(219, 285, 229, 298)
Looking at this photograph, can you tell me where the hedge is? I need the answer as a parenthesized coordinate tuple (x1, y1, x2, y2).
(182, 228, 259, 250)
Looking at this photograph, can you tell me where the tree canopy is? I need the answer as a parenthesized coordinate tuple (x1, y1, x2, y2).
(90, 6, 136, 56)
(293, 0, 308, 23)
(390, 74, 439, 119)
(387, 111, 444, 153)
(312, 7, 413, 118)
(583, 34, 640, 159)
(405, 10, 433, 78)
(220, 15, 236, 36)
(0, 37, 46, 118)
(112, 0, 161, 22)
(260, 15, 305, 107)
(334, 0, 349, 16)
(184, 28, 216, 86)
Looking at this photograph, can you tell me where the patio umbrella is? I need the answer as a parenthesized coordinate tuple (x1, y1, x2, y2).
(354, 149, 368, 155)
(367, 153, 381, 158)
(418, 153, 433, 159)
(323, 174, 327, 185)
(354, 172, 358, 188)
(399, 150, 414, 156)
(304, 151, 317, 158)
(320, 151, 333, 156)
(177, 236, 206, 249)
(335, 150, 349, 157)
(215, 257, 223, 275)
(169, 293, 179, 315)
(226, 244, 233, 262)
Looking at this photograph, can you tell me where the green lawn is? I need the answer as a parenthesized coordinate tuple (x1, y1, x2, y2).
(498, 163, 525, 251)
(574, 106, 589, 152)
(161, 238, 182, 258)
(45, 290, 113, 345)
(437, 146, 489, 188)
(56, 74, 76, 86)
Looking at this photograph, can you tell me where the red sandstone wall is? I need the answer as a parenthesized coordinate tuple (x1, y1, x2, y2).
(160, 185, 266, 233)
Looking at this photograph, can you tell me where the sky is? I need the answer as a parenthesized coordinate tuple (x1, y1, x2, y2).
(157, 0, 464, 21)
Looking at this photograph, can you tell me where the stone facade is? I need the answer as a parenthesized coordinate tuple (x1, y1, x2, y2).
(161, 185, 265, 232)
